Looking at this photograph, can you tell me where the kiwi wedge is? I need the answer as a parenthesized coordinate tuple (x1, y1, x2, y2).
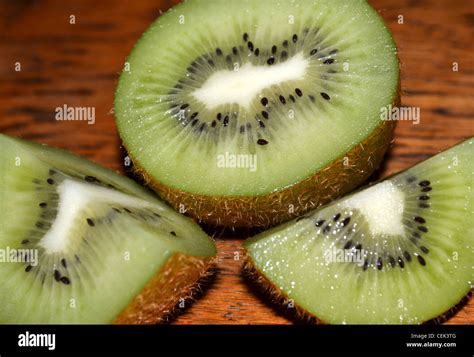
(0, 134, 216, 324)
(244, 138, 474, 324)
(114, 0, 400, 228)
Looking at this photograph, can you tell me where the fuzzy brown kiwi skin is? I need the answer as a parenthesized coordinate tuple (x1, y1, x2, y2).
(127, 101, 398, 229)
(114, 253, 216, 324)
(242, 253, 472, 325)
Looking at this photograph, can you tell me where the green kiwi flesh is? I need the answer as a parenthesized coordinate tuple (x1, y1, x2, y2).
(0, 134, 216, 324)
(114, 0, 400, 227)
(244, 138, 474, 324)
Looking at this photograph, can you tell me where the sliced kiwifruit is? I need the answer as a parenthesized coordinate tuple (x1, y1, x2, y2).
(114, 0, 400, 228)
(0, 134, 216, 324)
(244, 138, 474, 324)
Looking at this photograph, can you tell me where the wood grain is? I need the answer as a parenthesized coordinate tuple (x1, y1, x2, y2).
(0, 0, 472, 324)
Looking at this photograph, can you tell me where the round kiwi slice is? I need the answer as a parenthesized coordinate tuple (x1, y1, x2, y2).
(244, 138, 474, 324)
(114, 0, 400, 228)
(0, 134, 216, 324)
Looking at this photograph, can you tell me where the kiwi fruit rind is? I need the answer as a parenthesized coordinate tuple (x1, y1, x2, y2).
(114, 0, 400, 228)
(0, 134, 216, 324)
(244, 138, 474, 324)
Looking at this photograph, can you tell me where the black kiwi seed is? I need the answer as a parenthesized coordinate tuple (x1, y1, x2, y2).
(323, 59, 335, 65)
(247, 41, 254, 51)
(309, 95, 316, 102)
(355, 244, 362, 250)
(21, 239, 29, 244)
(310, 49, 318, 55)
(267, 57, 275, 65)
(255, 48, 260, 56)
(409, 237, 418, 245)
(344, 240, 352, 249)
(292, 34, 298, 43)
(191, 119, 198, 127)
(153, 212, 161, 218)
(315, 219, 325, 227)
(418, 195, 430, 201)
(261, 97, 269, 106)
(418, 226, 428, 233)
(170, 231, 177, 236)
(54, 270, 61, 282)
(281, 51, 288, 60)
(271, 45, 277, 54)
(216, 48, 223, 56)
(86, 218, 95, 227)
(376, 257, 383, 270)
(261, 111, 269, 119)
(279, 95, 286, 104)
(421, 186, 432, 192)
(47, 178, 55, 185)
(199, 123, 207, 132)
(180, 103, 189, 110)
(414, 216, 426, 224)
(39, 202, 47, 208)
(243, 33, 249, 42)
(223, 115, 229, 126)
(323, 225, 331, 234)
(207, 59, 215, 67)
(25, 265, 32, 272)
(258, 120, 265, 128)
(232, 47, 238, 55)
(362, 260, 369, 271)
(403, 251, 412, 262)
(333, 213, 341, 221)
(420, 246, 429, 254)
(257, 139, 268, 146)
(84, 175, 100, 183)
(341, 217, 351, 226)
(35, 222, 44, 229)
(295, 88, 303, 97)
(419, 180, 430, 187)
(419, 203, 430, 209)
(329, 49, 338, 55)
(282, 40, 288, 47)
(417, 255, 426, 266)
(226, 55, 232, 63)
(398, 257, 405, 268)
(190, 112, 198, 119)
(49, 169, 57, 175)
(240, 125, 245, 134)
(406, 176, 417, 183)
(217, 113, 222, 120)
(289, 95, 296, 103)
(211, 120, 217, 128)
(61, 258, 67, 269)
(113, 207, 121, 213)
(412, 232, 421, 238)
(321, 92, 331, 100)
(60, 277, 71, 285)
(389, 256, 396, 267)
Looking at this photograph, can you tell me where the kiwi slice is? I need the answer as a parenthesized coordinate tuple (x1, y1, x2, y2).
(0, 134, 216, 324)
(114, 0, 400, 228)
(244, 138, 474, 324)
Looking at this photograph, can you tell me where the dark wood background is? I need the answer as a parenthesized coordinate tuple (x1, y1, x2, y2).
(0, 0, 472, 324)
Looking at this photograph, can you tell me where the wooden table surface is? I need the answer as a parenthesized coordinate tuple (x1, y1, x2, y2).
(0, 0, 472, 324)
